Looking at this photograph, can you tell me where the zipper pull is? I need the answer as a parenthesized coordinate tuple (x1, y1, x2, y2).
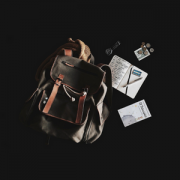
(83, 91, 87, 96)
(62, 61, 74, 67)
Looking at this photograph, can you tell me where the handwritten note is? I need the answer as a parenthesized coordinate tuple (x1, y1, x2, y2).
(109, 55, 131, 88)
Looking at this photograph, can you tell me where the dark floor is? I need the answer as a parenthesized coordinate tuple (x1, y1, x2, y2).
(1, 2, 179, 180)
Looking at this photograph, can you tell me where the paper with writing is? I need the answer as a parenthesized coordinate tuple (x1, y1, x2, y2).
(109, 55, 131, 88)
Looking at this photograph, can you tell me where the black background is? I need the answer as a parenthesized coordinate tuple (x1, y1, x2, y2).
(1, 2, 179, 179)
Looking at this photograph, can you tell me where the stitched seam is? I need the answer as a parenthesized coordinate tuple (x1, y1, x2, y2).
(50, 55, 105, 95)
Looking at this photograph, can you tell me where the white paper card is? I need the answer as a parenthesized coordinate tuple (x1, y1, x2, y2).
(118, 99, 151, 127)
(134, 47, 150, 61)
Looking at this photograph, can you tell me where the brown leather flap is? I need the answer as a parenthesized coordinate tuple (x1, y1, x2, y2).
(50, 55, 105, 95)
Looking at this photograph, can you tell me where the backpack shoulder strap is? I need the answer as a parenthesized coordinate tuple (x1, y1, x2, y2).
(64, 48, 95, 64)
(96, 63, 113, 112)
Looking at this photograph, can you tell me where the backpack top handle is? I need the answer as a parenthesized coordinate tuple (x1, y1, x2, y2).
(64, 49, 73, 57)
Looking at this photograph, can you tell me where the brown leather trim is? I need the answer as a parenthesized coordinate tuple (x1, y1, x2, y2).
(75, 93, 87, 124)
(50, 57, 81, 91)
(42, 74, 64, 113)
(96, 63, 104, 68)
(62, 74, 105, 96)
(50, 55, 106, 95)
(64, 62, 74, 67)
(25, 88, 39, 102)
(38, 92, 90, 126)
(40, 108, 90, 125)
(59, 74, 105, 96)
(64, 49, 72, 56)
(58, 74, 64, 81)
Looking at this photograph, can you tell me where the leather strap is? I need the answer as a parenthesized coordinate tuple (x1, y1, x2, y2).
(64, 49, 72, 56)
(43, 74, 64, 113)
(75, 90, 87, 124)
(97, 64, 112, 112)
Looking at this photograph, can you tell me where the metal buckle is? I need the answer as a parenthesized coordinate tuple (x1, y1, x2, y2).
(55, 78, 62, 86)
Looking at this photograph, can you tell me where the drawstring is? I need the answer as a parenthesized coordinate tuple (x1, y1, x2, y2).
(63, 85, 87, 102)
(63, 85, 75, 102)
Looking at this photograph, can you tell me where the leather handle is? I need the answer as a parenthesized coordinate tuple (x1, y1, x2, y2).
(64, 49, 73, 56)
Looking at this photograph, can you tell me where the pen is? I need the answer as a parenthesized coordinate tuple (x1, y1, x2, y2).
(123, 77, 143, 88)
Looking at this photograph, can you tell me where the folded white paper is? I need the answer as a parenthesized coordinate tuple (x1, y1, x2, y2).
(118, 99, 151, 127)
(109, 55, 148, 99)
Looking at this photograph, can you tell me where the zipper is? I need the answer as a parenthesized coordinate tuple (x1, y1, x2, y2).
(62, 61, 97, 76)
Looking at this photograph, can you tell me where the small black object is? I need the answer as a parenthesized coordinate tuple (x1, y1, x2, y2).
(105, 41, 120, 55)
